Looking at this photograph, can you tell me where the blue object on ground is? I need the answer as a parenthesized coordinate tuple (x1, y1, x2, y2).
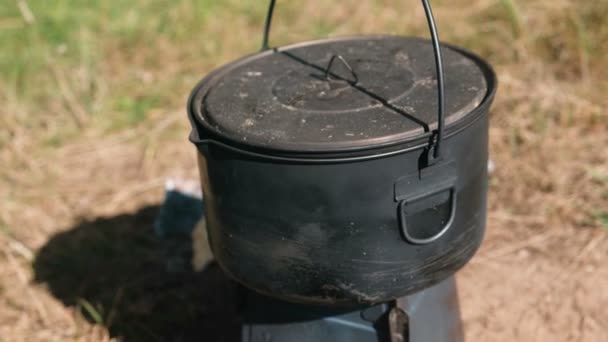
(154, 190, 204, 237)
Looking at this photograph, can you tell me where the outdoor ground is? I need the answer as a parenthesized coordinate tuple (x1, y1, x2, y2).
(1, 0, 607, 341)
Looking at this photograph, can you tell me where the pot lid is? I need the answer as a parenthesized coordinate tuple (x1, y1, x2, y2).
(191, 36, 489, 152)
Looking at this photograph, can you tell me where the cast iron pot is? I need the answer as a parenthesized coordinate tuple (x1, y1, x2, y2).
(187, 0, 497, 306)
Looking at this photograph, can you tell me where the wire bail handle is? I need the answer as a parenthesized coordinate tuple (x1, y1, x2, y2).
(260, 0, 446, 162)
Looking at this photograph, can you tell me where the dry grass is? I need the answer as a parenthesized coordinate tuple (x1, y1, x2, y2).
(1, 0, 607, 341)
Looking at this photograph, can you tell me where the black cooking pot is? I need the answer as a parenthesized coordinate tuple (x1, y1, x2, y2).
(187, 0, 497, 306)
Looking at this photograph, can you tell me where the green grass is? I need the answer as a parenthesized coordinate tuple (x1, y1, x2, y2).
(0, 219, 10, 236)
(498, 0, 522, 38)
(78, 298, 104, 325)
(4, 0, 605, 150)
(109, 95, 159, 130)
(0, 1, 318, 153)
(598, 213, 608, 231)
(0, 0, 270, 148)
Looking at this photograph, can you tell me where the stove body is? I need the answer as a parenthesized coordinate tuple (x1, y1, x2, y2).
(241, 277, 463, 342)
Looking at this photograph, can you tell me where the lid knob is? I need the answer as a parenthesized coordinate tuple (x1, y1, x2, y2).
(323, 54, 358, 85)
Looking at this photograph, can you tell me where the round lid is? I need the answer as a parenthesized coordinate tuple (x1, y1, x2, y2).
(191, 36, 489, 152)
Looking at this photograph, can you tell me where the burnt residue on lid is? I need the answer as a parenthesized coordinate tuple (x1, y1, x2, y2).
(192, 36, 488, 152)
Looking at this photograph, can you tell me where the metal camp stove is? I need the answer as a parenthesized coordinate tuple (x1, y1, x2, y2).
(239, 276, 463, 342)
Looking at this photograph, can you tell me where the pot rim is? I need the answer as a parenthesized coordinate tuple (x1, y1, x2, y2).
(187, 35, 497, 162)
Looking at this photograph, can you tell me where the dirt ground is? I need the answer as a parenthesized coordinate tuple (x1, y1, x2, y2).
(1, 0, 607, 341)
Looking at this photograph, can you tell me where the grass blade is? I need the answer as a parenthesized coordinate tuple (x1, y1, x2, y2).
(499, 0, 522, 37)
(77, 298, 103, 325)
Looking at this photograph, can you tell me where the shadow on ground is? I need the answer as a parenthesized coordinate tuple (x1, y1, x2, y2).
(33, 205, 241, 342)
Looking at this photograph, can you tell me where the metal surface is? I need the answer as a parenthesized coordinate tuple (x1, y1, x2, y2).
(196, 111, 490, 305)
(398, 188, 456, 245)
(388, 306, 409, 342)
(323, 55, 358, 84)
(187, 0, 497, 307)
(191, 37, 488, 153)
(399, 277, 464, 342)
(396, 161, 457, 245)
(240, 276, 463, 342)
(420, 0, 445, 162)
(260, 0, 446, 160)
(260, 0, 276, 51)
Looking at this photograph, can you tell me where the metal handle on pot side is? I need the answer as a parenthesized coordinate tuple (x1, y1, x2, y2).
(261, 0, 446, 162)
(398, 186, 456, 245)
